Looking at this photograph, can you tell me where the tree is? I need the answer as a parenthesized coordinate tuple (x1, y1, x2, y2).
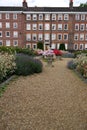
(79, 2, 87, 7)
(37, 42, 44, 50)
(59, 43, 65, 50)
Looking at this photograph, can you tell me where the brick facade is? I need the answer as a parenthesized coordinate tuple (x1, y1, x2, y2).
(0, 0, 87, 50)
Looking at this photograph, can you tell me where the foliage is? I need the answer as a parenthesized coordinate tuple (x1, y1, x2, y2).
(37, 42, 44, 50)
(67, 54, 87, 79)
(15, 54, 43, 76)
(79, 2, 87, 7)
(0, 85, 7, 97)
(0, 52, 16, 83)
(59, 43, 65, 50)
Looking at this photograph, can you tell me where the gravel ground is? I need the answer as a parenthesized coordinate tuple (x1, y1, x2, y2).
(0, 58, 87, 130)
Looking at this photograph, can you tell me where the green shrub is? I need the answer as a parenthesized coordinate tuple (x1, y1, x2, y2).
(37, 42, 44, 50)
(15, 54, 43, 76)
(59, 43, 65, 50)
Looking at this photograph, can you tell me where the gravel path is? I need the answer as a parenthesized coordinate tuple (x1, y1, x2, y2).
(0, 58, 87, 130)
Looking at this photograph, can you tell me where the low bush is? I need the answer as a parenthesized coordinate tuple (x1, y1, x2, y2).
(15, 54, 43, 76)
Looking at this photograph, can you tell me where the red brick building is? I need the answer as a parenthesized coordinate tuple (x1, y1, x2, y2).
(0, 0, 87, 50)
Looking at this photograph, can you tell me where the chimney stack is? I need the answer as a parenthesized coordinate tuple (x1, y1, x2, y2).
(69, 0, 73, 9)
(22, 0, 28, 8)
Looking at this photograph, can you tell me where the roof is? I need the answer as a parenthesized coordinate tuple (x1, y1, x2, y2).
(0, 6, 87, 12)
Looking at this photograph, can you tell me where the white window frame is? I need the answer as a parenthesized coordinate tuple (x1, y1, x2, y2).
(45, 23, 50, 30)
(52, 14, 56, 20)
(33, 14, 37, 20)
(74, 34, 79, 41)
(6, 40, 10, 46)
(80, 24, 85, 31)
(52, 34, 56, 40)
(6, 31, 10, 37)
(75, 24, 79, 31)
(33, 44, 37, 49)
(75, 14, 80, 20)
(79, 44, 84, 50)
(64, 24, 68, 30)
(13, 22, 18, 28)
(0, 31, 2, 37)
(58, 24, 62, 30)
(0, 40, 3, 46)
(38, 34, 43, 41)
(13, 31, 18, 38)
(26, 44, 31, 48)
(52, 24, 56, 30)
(74, 44, 78, 50)
(13, 14, 17, 19)
(32, 34, 37, 41)
(45, 14, 50, 20)
(58, 34, 62, 40)
(32, 24, 37, 30)
(39, 14, 43, 20)
(0, 14, 2, 19)
(44, 33, 50, 40)
(26, 24, 31, 30)
(58, 14, 63, 20)
(26, 34, 31, 41)
(5, 13, 10, 19)
(26, 14, 31, 20)
(80, 34, 84, 41)
(64, 14, 69, 20)
(6, 22, 10, 28)
(38, 24, 43, 30)
(13, 40, 18, 46)
(0, 22, 2, 28)
(81, 14, 85, 20)
(85, 34, 87, 41)
(63, 34, 68, 40)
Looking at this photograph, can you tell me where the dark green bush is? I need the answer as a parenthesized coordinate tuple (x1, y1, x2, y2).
(59, 43, 65, 50)
(15, 54, 43, 76)
(67, 60, 76, 69)
(37, 42, 44, 50)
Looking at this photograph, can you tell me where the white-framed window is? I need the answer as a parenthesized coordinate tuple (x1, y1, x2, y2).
(39, 14, 43, 20)
(0, 40, 3, 46)
(33, 44, 37, 49)
(51, 43, 56, 49)
(81, 14, 85, 20)
(85, 43, 87, 49)
(45, 23, 50, 30)
(26, 34, 31, 41)
(58, 24, 62, 30)
(52, 34, 56, 40)
(13, 40, 18, 46)
(0, 22, 2, 28)
(85, 34, 87, 40)
(5, 13, 10, 19)
(38, 24, 43, 30)
(75, 14, 80, 20)
(6, 22, 10, 28)
(65, 43, 68, 50)
(80, 34, 84, 41)
(0, 31, 2, 37)
(58, 14, 63, 20)
(38, 34, 43, 41)
(74, 34, 79, 41)
(13, 23, 18, 28)
(64, 24, 68, 30)
(74, 44, 78, 50)
(6, 31, 10, 37)
(6, 40, 10, 46)
(80, 24, 85, 31)
(75, 24, 79, 31)
(52, 24, 56, 30)
(0, 14, 2, 19)
(52, 14, 56, 20)
(63, 34, 68, 40)
(26, 24, 31, 30)
(32, 24, 37, 30)
(32, 34, 37, 41)
(44, 33, 50, 40)
(26, 14, 31, 20)
(13, 31, 18, 38)
(45, 14, 50, 20)
(26, 44, 31, 48)
(58, 34, 62, 40)
(33, 14, 37, 20)
(74, 33, 79, 41)
(79, 44, 84, 50)
(64, 14, 69, 20)
(13, 14, 17, 19)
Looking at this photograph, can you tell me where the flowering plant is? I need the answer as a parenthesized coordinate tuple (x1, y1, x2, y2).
(0, 52, 16, 83)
